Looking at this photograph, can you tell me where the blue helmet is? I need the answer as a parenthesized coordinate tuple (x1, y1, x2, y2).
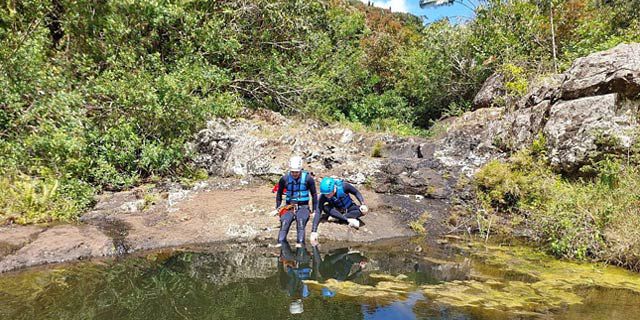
(322, 287, 336, 298)
(319, 177, 336, 195)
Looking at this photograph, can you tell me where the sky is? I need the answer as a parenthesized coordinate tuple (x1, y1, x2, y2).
(359, 0, 479, 24)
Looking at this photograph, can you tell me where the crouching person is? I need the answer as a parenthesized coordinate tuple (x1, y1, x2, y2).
(310, 177, 369, 243)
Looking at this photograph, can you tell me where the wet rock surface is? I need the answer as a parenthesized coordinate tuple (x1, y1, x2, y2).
(0, 225, 114, 273)
(374, 159, 452, 199)
(0, 226, 43, 259)
(0, 177, 433, 273)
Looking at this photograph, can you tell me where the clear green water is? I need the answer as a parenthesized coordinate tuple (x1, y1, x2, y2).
(1, 239, 640, 320)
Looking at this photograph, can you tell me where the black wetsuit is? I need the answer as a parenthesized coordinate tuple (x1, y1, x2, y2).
(312, 182, 364, 232)
(275, 172, 318, 243)
(312, 246, 365, 282)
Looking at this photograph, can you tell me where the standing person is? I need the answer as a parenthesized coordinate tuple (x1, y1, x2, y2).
(275, 156, 318, 247)
(310, 177, 369, 243)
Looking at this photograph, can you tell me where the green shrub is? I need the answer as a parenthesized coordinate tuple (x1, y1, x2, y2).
(371, 141, 383, 158)
(0, 173, 90, 224)
(475, 144, 640, 270)
(408, 211, 430, 235)
(502, 63, 529, 98)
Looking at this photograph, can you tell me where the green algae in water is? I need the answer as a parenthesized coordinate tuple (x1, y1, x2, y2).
(2, 241, 640, 319)
(419, 242, 640, 316)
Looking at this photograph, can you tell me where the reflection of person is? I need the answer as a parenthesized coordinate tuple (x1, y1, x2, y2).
(311, 245, 368, 298)
(274, 156, 318, 247)
(314, 247, 368, 282)
(278, 241, 312, 314)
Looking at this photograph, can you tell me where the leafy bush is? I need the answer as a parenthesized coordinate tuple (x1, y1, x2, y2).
(0, 173, 92, 224)
(371, 141, 383, 158)
(475, 142, 640, 270)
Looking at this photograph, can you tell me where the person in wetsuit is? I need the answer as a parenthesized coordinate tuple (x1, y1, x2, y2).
(310, 177, 369, 243)
(275, 156, 318, 246)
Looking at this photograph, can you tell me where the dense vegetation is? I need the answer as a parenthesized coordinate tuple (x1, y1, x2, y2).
(475, 136, 640, 271)
(1, 0, 639, 224)
(465, 1, 640, 271)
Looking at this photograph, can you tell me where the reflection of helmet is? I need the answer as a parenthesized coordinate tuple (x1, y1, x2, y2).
(322, 287, 336, 298)
(320, 177, 336, 194)
(289, 156, 303, 172)
(289, 299, 304, 314)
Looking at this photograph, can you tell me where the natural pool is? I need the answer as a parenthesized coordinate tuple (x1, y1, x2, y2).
(1, 238, 640, 319)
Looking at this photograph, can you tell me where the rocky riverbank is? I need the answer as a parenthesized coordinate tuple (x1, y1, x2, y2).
(2, 43, 639, 273)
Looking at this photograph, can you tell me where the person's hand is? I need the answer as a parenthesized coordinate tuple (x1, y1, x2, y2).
(269, 209, 279, 216)
(310, 232, 319, 246)
(359, 204, 369, 215)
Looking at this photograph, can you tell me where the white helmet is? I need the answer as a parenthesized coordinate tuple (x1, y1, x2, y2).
(289, 299, 304, 314)
(289, 156, 303, 172)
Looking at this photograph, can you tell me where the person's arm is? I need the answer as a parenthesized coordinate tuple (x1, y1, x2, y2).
(346, 268, 363, 281)
(325, 249, 350, 264)
(311, 195, 326, 233)
(307, 175, 318, 211)
(312, 244, 322, 280)
(343, 183, 365, 204)
(275, 177, 286, 209)
(318, 195, 326, 214)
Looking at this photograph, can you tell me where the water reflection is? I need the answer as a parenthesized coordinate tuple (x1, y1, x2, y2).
(278, 241, 312, 314)
(277, 241, 369, 314)
(2, 240, 640, 320)
(315, 246, 368, 283)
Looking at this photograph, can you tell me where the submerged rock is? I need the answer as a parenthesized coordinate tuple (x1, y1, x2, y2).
(308, 241, 640, 317)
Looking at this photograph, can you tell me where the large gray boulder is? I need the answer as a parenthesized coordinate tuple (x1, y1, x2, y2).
(435, 43, 640, 175)
(189, 110, 383, 180)
(472, 73, 505, 109)
(190, 118, 281, 176)
(544, 94, 640, 171)
(560, 43, 640, 100)
(433, 107, 505, 176)
(498, 100, 550, 149)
